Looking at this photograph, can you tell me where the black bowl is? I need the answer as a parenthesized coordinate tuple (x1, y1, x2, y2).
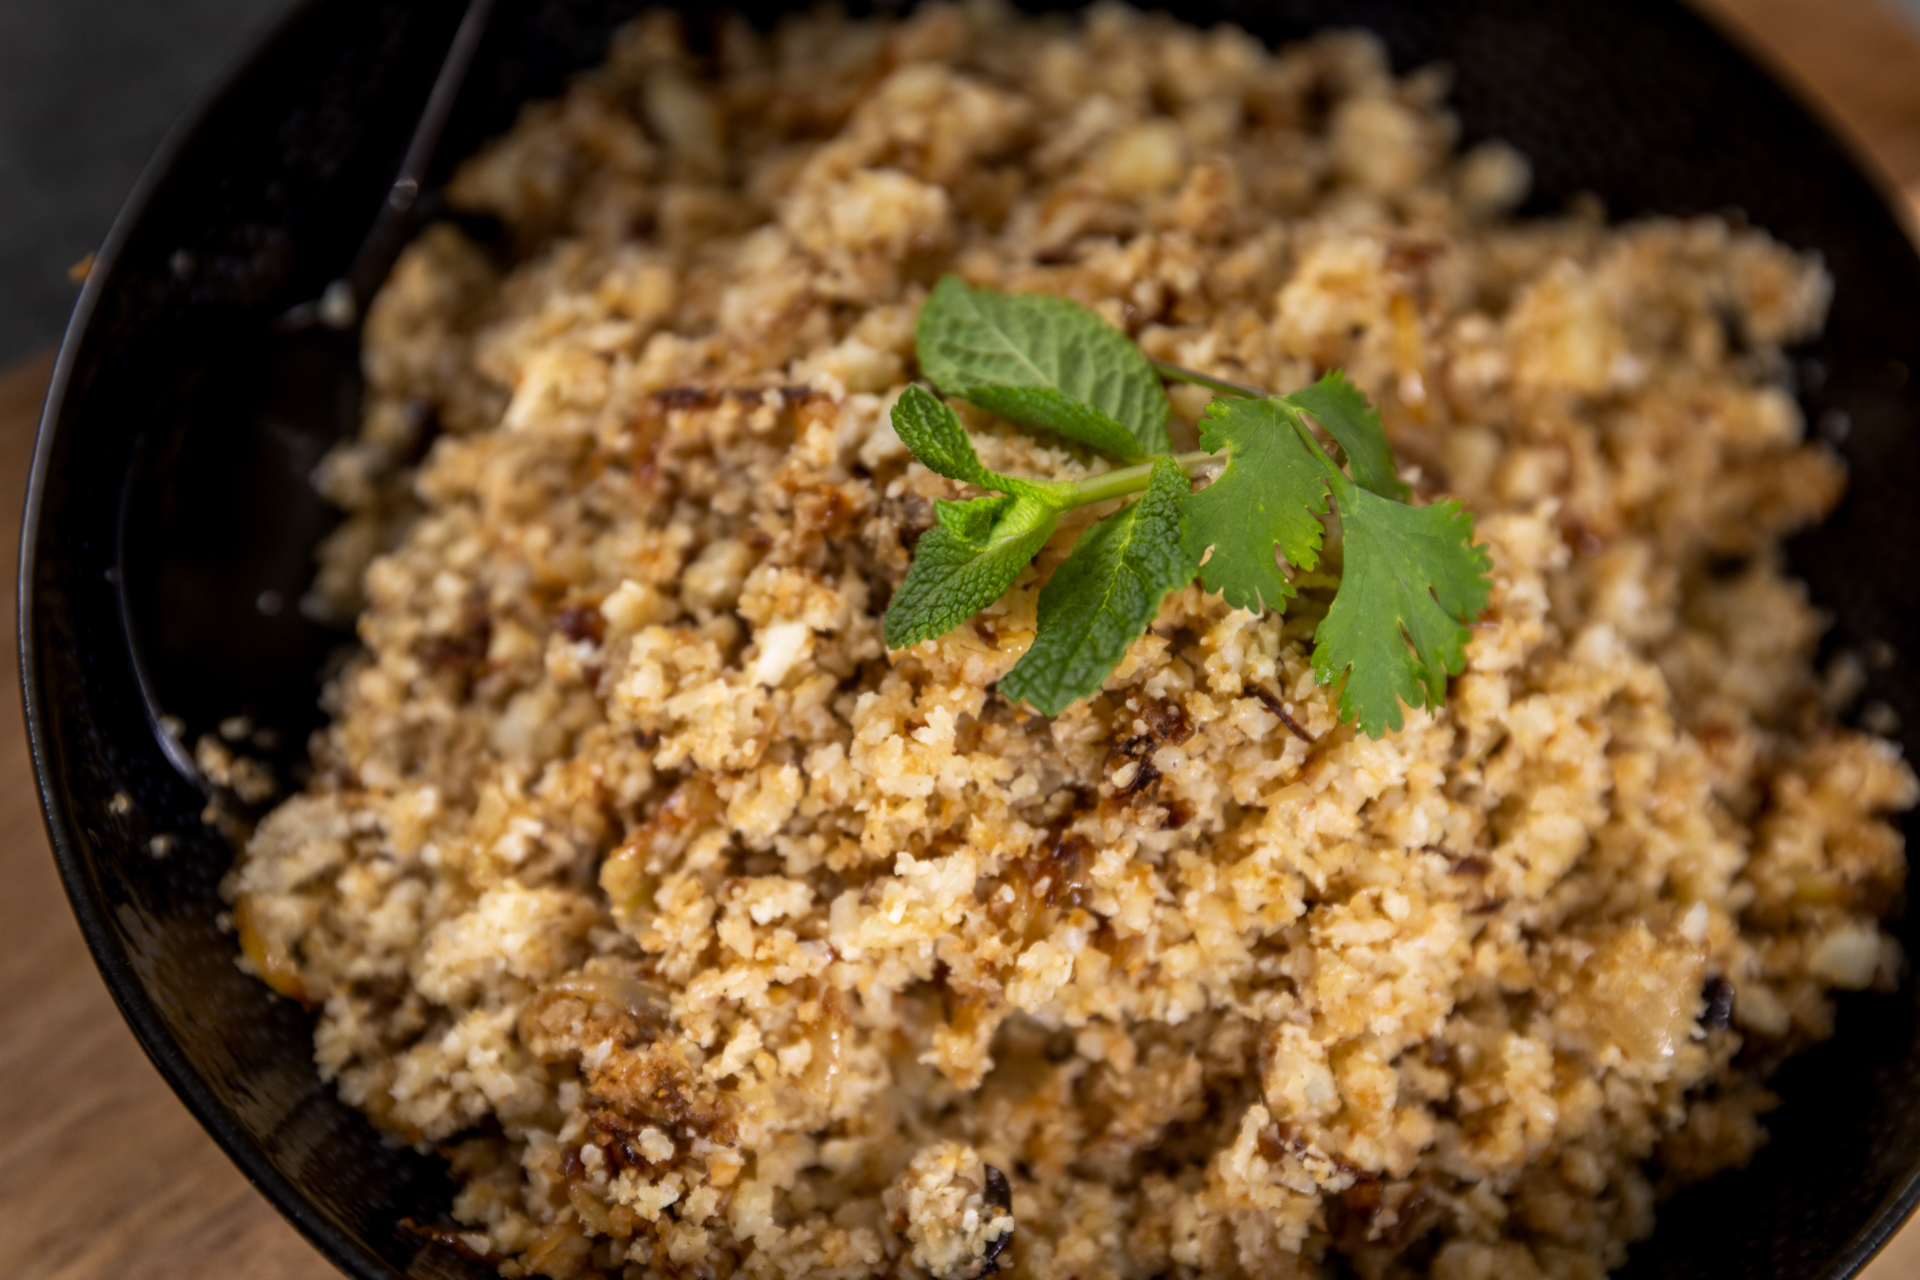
(22, 1, 1920, 1276)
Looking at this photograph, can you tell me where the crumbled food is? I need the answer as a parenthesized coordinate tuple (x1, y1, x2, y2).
(227, 5, 1916, 1278)
(883, 1143, 1015, 1279)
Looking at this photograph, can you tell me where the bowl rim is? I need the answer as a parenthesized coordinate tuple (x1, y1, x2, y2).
(17, 2, 1920, 1278)
(15, 0, 402, 1276)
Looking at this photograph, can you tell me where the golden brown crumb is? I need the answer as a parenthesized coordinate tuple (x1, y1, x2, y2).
(226, 6, 1914, 1278)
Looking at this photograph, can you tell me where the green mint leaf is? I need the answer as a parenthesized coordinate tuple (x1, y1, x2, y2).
(1183, 397, 1329, 612)
(998, 457, 1196, 715)
(890, 384, 1071, 501)
(1311, 473, 1492, 735)
(916, 275, 1171, 460)
(1284, 370, 1409, 501)
(884, 386, 1072, 650)
(890, 384, 1005, 491)
(884, 493, 1062, 649)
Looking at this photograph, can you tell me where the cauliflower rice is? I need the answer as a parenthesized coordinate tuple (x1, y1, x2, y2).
(227, 6, 1918, 1278)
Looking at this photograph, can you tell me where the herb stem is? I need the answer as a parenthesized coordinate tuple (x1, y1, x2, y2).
(1289, 416, 1347, 483)
(1068, 451, 1219, 506)
(1150, 358, 1267, 400)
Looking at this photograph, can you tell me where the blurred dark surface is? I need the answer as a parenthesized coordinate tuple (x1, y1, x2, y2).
(0, 0, 298, 365)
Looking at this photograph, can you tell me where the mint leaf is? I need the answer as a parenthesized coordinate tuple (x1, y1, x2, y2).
(1183, 397, 1329, 612)
(884, 386, 1072, 650)
(890, 384, 1072, 500)
(1286, 370, 1409, 501)
(999, 457, 1196, 715)
(916, 275, 1171, 460)
(889, 384, 1008, 491)
(1311, 473, 1492, 735)
(884, 494, 1062, 649)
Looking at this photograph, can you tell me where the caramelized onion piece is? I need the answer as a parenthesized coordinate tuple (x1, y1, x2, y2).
(234, 893, 309, 1004)
(547, 971, 671, 1026)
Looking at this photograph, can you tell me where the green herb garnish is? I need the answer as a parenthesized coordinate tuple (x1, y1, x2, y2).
(997, 456, 1197, 714)
(916, 276, 1171, 460)
(884, 276, 1493, 736)
(881, 385, 1072, 651)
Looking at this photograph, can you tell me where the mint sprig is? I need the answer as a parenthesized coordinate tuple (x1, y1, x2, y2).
(916, 276, 1171, 460)
(883, 493, 1064, 651)
(882, 386, 1072, 650)
(884, 275, 1492, 738)
(998, 457, 1198, 715)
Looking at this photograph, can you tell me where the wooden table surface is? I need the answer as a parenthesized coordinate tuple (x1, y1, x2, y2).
(3, 3, 1920, 1276)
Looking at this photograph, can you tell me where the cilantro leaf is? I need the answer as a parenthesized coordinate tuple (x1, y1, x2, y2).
(1183, 397, 1328, 612)
(998, 457, 1196, 715)
(884, 493, 1062, 649)
(916, 275, 1171, 460)
(1310, 473, 1492, 735)
(1286, 370, 1409, 501)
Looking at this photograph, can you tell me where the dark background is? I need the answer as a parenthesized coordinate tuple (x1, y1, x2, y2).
(7, 0, 1920, 369)
(0, 0, 297, 367)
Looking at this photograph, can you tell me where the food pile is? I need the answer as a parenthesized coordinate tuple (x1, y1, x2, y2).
(227, 5, 1915, 1277)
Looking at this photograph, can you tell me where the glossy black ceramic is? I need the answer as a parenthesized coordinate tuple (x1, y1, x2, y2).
(22, 1, 1920, 1277)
